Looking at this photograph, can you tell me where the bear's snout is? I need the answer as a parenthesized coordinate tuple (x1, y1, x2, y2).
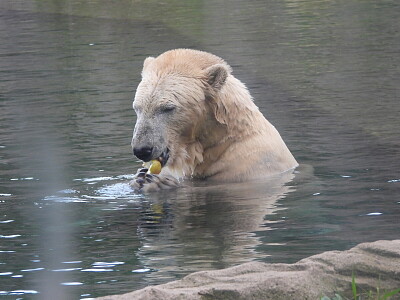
(133, 146, 154, 162)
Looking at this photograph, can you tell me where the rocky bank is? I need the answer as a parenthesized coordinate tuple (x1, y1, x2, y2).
(97, 240, 400, 300)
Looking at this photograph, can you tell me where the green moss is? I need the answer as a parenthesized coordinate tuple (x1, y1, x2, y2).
(321, 273, 400, 300)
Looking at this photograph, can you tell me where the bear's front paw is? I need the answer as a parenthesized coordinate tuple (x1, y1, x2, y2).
(130, 168, 179, 192)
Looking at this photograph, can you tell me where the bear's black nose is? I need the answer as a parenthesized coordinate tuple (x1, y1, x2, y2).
(133, 146, 153, 162)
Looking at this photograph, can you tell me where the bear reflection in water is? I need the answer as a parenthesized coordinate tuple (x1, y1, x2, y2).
(134, 170, 297, 279)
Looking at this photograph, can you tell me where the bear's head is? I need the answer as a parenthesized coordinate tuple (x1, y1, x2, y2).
(131, 49, 232, 176)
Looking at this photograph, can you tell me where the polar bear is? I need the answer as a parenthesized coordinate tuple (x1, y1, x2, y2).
(130, 49, 298, 192)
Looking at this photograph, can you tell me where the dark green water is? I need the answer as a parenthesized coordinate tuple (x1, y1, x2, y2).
(0, 0, 399, 299)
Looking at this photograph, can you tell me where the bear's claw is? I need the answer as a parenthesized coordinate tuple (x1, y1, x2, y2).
(130, 169, 179, 192)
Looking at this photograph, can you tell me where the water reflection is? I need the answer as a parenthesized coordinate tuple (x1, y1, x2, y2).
(134, 172, 295, 283)
(0, 169, 295, 297)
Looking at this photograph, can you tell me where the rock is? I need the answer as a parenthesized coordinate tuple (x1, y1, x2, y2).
(97, 240, 400, 300)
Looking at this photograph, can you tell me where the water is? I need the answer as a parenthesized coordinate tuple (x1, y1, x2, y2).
(1, 0, 399, 298)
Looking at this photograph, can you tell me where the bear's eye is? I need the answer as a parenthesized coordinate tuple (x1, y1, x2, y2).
(158, 105, 176, 114)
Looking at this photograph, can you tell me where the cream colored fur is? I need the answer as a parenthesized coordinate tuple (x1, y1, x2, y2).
(132, 49, 298, 182)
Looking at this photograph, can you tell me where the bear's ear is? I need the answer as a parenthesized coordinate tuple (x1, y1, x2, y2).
(141, 57, 155, 77)
(143, 56, 155, 70)
(205, 64, 229, 90)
